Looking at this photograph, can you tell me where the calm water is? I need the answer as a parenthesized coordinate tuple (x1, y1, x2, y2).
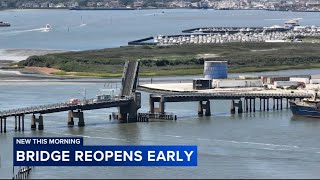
(0, 79, 320, 179)
(1, 9, 320, 50)
(1, 9, 320, 179)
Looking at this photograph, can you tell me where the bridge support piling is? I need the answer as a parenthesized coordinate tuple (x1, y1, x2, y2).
(22, 115, 24, 132)
(68, 110, 85, 127)
(277, 98, 279, 110)
(3, 117, 6, 133)
(198, 101, 203, 115)
(77, 112, 85, 127)
(205, 100, 211, 116)
(249, 99, 252, 112)
(67, 110, 74, 127)
(159, 98, 165, 115)
(0, 118, 2, 133)
(18, 116, 21, 131)
(238, 100, 243, 113)
(267, 98, 269, 111)
(273, 98, 275, 110)
(149, 96, 155, 114)
(231, 100, 235, 114)
(263, 98, 266, 111)
(280, 98, 283, 110)
(15, 116, 17, 131)
(245, 98, 248, 112)
(38, 115, 44, 130)
(253, 98, 256, 112)
(198, 100, 211, 116)
(31, 114, 37, 130)
(259, 98, 261, 110)
(286, 98, 289, 109)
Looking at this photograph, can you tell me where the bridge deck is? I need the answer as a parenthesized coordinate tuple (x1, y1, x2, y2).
(0, 97, 132, 118)
(150, 92, 312, 102)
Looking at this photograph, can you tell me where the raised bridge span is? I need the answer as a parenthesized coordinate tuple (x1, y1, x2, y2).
(0, 60, 141, 133)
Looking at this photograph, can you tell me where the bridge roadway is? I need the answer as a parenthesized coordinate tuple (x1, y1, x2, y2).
(150, 92, 313, 102)
(148, 91, 313, 115)
(0, 96, 132, 118)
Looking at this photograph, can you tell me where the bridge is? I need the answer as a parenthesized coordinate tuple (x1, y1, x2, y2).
(0, 60, 141, 133)
(148, 92, 312, 116)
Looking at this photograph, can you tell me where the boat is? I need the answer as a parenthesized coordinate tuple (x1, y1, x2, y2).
(43, 24, 51, 32)
(0, 21, 10, 27)
(289, 93, 320, 118)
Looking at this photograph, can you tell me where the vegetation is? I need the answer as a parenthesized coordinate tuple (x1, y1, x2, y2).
(18, 42, 320, 77)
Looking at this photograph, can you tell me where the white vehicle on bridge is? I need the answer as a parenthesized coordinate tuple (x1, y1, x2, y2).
(93, 94, 112, 103)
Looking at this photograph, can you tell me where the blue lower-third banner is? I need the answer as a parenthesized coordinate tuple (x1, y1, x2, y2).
(13, 137, 197, 166)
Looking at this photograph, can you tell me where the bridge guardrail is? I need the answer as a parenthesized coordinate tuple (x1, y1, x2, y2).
(0, 96, 133, 117)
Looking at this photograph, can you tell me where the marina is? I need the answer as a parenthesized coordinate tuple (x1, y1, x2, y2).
(129, 19, 320, 45)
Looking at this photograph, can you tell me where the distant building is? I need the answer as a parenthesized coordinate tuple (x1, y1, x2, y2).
(55, 3, 66, 8)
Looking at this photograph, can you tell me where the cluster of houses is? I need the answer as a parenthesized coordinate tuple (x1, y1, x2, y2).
(1, 0, 320, 11)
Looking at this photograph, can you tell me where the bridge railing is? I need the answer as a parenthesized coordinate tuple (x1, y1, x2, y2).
(0, 96, 133, 117)
(160, 92, 313, 98)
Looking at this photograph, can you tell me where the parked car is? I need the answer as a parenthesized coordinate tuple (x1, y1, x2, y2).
(66, 98, 80, 105)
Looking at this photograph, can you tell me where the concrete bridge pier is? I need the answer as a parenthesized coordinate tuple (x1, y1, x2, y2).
(22, 115, 25, 131)
(245, 98, 248, 112)
(68, 110, 85, 127)
(273, 98, 275, 110)
(67, 110, 75, 127)
(238, 100, 243, 113)
(253, 98, 256, 112)
(249, 99, 251, 112)
(149, 96, 155, 114)
(198, 100, 211, 116)
(119, 92, 141, 123)
(259, 98, 262, 110)
(231, 100, 235, 114)
(159, 97, 165, 114)
(198, 101, 204, 115)
(31, 114, 44, 130)
(15, 116, 17, 131)
(16, 115, 25, 132)
(231, 99, 243, 114)
(0, 117, 6, 133)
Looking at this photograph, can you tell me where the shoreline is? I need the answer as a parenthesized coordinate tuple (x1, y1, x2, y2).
(2, 47, 320, 80)
(1, 7, 320, 12)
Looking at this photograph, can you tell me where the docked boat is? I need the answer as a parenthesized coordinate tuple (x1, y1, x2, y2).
(0, 21, 10, 27)
(289, 94, 320, 118)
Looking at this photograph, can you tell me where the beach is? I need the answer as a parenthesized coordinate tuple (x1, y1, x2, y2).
(0, 48, 70, 80)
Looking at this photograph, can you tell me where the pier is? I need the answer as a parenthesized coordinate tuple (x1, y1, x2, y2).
(182, 27, 266, 34)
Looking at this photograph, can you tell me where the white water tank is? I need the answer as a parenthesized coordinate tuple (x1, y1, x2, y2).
(204, 61, 228, 79)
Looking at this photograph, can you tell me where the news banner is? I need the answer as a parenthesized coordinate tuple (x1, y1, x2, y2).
(13, 137, 197, 166)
